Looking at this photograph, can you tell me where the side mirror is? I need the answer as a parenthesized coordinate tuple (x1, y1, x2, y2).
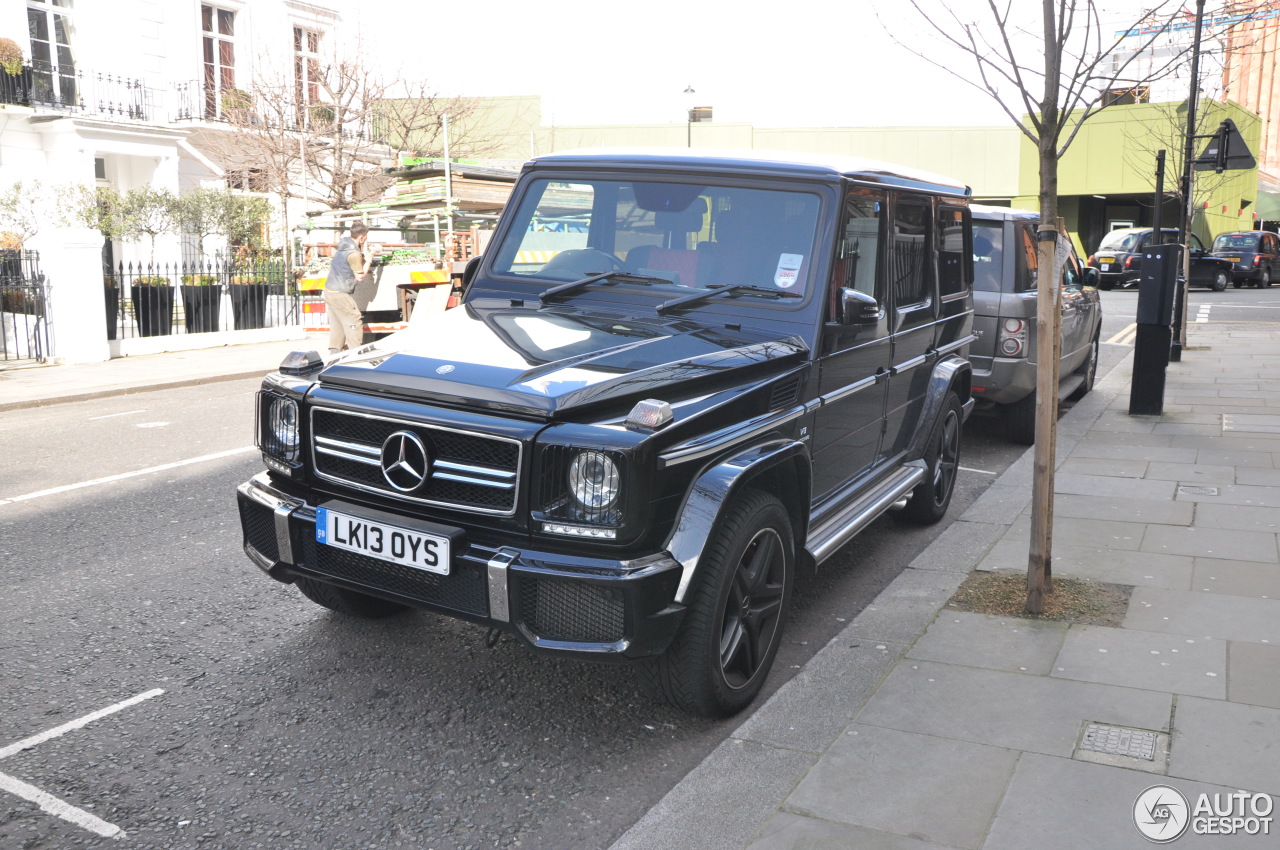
(1082, 267, 1100, 288)
(841, 288, 882, 326)
(461, 254, 482, 289)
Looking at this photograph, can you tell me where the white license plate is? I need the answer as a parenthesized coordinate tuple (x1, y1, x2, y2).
(1100, 263, 1110, 271)
(316, 507, 450, 575)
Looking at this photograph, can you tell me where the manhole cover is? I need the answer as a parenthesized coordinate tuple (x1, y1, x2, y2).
(1079, 723, 1158, 760)
(1178, 485, 1219, 496)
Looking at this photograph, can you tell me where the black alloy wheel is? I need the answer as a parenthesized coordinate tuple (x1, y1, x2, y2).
(898, 393, 963, 524)
(639, 489, 794, 717)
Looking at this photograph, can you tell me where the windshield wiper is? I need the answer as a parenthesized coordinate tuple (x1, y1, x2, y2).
(541, 271, 670, 301)
(656, 284, 801, 315)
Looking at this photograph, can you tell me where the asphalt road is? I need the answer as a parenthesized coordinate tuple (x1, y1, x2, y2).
(4, 284, 1264, 848)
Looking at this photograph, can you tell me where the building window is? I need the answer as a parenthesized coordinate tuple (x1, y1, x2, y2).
(1103, 86, 1150, 107)
(27, 0, 76, 107)
(202, 4, 236, 119)
(294, 26, 322, 125)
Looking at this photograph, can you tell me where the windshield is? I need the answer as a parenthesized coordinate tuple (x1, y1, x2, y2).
(1213, 233, 1260, 252)
(489, 177, 822, 307)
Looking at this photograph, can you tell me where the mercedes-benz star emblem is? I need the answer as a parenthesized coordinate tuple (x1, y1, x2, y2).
(380, 430, 430, 492)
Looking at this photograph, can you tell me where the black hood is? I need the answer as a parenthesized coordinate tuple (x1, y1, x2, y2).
(317, 302, 808, 417)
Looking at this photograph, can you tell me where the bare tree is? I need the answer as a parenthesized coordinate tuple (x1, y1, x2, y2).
(886, 0, 1201, 612)
(199, 42, 493, 251)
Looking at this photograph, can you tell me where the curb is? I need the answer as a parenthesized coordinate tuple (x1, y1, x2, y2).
(0, 369, 272, 413)
(609, 348, 1136, 850)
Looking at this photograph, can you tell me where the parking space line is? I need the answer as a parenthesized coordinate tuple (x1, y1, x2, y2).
(959, 466, 998, 475)
(87, 409, 146, 421)
(0, 688, 163, 839)
(0, 689, 164, 761)
(0, 447, 255, 507)
(0, 771, 124, 839)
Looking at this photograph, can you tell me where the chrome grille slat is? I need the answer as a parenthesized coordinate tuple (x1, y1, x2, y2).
(310, 407, 522, 515)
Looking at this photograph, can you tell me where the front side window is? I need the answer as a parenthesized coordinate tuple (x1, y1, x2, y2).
(202, 4, 236, 119)
(490, 177, 822, 308)
(971, 222, 1003, 292)
(27, 0, 75, 107)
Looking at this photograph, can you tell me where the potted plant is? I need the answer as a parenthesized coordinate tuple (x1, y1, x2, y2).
(131, 274, 173, 337)
(0, 38, 28, 106)
(228, 272, 272, 330)
(179, 273, 221, 333)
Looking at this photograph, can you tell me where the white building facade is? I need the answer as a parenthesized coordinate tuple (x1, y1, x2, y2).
(0, 0, 342, 364)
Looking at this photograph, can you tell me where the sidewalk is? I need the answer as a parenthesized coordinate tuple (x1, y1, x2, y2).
(0, 337, 325, 412)
(613, 322, 1280, 850)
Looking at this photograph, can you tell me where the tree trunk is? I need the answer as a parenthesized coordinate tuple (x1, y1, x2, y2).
(1028, 0, 1062, 616)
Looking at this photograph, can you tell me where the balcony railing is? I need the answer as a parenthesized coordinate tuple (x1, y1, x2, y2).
(173, 79, 378, 143)
(0, 61, 155, 122)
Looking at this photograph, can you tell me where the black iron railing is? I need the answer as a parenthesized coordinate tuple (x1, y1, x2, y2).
(0, 61, 154, 121)
(0, 250, 50, 364)
(172, 79, 377, 142)
(107, 258, 300, 341)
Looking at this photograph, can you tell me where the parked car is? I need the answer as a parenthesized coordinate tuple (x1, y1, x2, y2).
(1211, 230, 1280, 288)
(970, 206, 1103, 444)
(1088, 227, 1232, 291)
(236, 149, 976, 717)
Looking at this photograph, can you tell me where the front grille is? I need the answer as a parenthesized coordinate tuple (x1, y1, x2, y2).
(311, 407, 521, 515)
(298, 535, 488, 616)
(239, 499, 279, 562)
(519, 576, 625, 643)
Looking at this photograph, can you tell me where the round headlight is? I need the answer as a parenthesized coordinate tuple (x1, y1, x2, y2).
(269, 397, 299, 456)
(568, 450, 619, 509)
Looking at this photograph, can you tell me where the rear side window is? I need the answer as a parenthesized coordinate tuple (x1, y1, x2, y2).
(891, 196, 932, 307)
(937, 206, 970, 297)
(972, 222, 1002, 292)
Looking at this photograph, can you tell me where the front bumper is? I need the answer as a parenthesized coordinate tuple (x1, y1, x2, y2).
(236, 473, 685, 660)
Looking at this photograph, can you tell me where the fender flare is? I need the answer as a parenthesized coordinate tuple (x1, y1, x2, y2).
(905, 355, 973, 460)
(663, 438, 810, 604)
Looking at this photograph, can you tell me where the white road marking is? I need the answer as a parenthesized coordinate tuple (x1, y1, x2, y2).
(0, 688, 163, 839)
(0, 689, 164, 760)
(134, 422, 171, 429)
(0, 447, 255, 507)
(0, 771, 124, 839)
(87, 409, 145, 421)
(1195, 304, 1212, 324)
(959, 466, 998, 475)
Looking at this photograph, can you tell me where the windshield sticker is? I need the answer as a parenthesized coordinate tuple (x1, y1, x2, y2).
(775, 254, 804, 289)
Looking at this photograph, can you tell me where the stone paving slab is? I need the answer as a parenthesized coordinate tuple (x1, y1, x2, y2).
(735, 640, 905, 755)
(1237, 467, 1280, 486)
(1143, 461, 1237, 484)
(855, 661, 1172, 758)
(907, 521, 1007, 574)
(1123, 587, 1280, 643)
(907, 611, 1067, 675)
(1228, 642, 1280, 709)
(609, 738, 818, 850)
(983, 753, 1279, 850)
(1191, 503, 1280, 533)
(1085, 431, 1176, 448)
(1140, 524, 1278, 563)
(1049, 493, 1194, 526)
(1170, 696, 1280, 795)
(1002, 515, 1147, 551)
(1050, 625, 1226, 699)
(843, 569, 966, 646)
(1174, 482, 1280, 508)
(784, 725, 1017, 850)
(1068, 443, 1198, 463)
(1191, 557, 1280, 598)
(976, 540, 1195, 590)
(746, 814, 958, 850)
(1053, 472, 1178, 500)
(1194, 448, 1276, 468)
(1057, 457, 1148, 478)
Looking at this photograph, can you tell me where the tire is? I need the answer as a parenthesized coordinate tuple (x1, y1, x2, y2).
(1069, 335, 1099, 401)
(1003, 392, 1037, 446)
(898, 393, 964, 524)
(638, 489, 794, 717)
(295, 576, 409, 618)
(1212, 270, 1229, 292)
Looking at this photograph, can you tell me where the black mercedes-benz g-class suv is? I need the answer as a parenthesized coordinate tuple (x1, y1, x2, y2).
(237, 150, 975, 717)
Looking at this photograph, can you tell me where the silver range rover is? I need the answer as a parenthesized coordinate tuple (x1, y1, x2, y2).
(968, 205, 1103, 444)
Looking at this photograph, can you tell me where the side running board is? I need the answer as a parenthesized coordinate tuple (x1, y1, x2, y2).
(806, 462, 927, 564)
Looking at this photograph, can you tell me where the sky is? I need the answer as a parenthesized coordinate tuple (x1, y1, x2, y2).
(348, 0, 1181, 130)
